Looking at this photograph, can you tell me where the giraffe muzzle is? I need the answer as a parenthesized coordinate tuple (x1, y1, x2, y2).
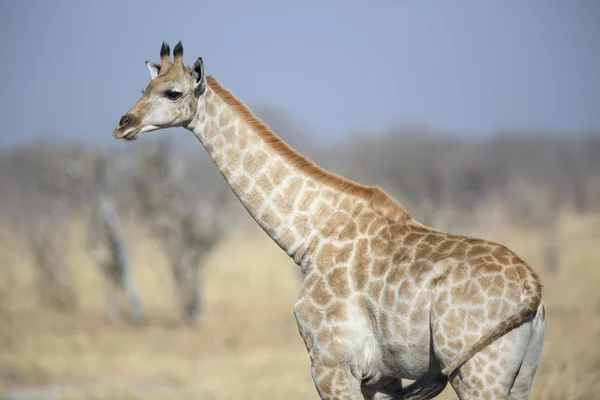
(114, 114, 142, 140)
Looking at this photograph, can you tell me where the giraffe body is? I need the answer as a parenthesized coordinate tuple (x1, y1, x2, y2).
(113, 42, 546, 399)
(294, 218, 546, 399)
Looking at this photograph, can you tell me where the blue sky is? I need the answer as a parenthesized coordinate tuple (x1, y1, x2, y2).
(0, 1, 598, 149)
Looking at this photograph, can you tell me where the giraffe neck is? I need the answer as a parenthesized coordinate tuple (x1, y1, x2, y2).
(186, 76, 377, 264)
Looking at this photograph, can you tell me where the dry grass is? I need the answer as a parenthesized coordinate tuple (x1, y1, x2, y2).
(1, 209, 599, 399)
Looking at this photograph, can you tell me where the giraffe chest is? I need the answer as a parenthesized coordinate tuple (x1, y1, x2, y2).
(370, 281, 435, 380)
(294, 272, 435, 381)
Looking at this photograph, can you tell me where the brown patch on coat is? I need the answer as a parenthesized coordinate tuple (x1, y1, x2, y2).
(294, 300, 324, 329)
(256, 172, 274, 192)
(410, 261, 432, 286)
(316, 243, 338, 272)
(243, 149, 269, 172)
(368, 280, 384, 300)
(260, 206, 281, 228)
(299, 189, 319, 212)
(326, 302, 348, 322)
(338, 220, 358, 241)
(294, 214, 312, 237)
(468, 245, 489, 258)
(338, 245, 355, 265)
(352, 239, 370, 291)
(312, 279, 333, 306)
(222, 124, 236, 142)
(327, 268, 351, 299)
(275, 176, 304, 214)
(372, 259, 388, 277)
(383, 287, 397, 309)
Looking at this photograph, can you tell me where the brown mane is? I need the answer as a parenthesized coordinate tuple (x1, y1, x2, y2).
(206, 75, 410, 224)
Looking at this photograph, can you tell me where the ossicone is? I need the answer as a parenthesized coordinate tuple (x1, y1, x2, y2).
(160, 42, 170, 59)
(173, 41, 184, 59)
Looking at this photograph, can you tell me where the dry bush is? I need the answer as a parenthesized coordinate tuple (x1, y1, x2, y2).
(28, 219, 79, 312)
(0, 254, 16, 314)
(20, 144, 91, 312)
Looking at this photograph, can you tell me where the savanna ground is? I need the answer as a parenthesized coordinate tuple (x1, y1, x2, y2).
(1, 207, 600, 400)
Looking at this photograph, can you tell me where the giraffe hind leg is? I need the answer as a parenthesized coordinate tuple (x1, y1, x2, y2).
(429, 266, 544, 399)
(508, 303, 546, 400)
(446, 319, 535, 400)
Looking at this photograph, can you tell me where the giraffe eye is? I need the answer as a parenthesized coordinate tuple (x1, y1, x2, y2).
(165, 90, 182, 100)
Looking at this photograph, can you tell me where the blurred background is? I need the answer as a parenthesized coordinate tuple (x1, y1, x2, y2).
(0, 1, 599, 399)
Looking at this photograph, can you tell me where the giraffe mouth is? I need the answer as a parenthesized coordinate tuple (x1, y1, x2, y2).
(124, 128, 142, 141)
(114, 126, 142, 141)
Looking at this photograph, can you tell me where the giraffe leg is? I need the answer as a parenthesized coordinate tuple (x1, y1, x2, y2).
(508, 303, 546, 400)
(309, 361, 363, 400)
(295, 301, 364, 399)
(430, 277, 538, 399)
(440, 319, 534, 400)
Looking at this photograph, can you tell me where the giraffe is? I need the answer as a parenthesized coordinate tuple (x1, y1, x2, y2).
(113, 42, 546, 400)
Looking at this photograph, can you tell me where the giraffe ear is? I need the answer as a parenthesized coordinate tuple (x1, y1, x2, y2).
(191, 57, 205, 97)
(145, 61, 161, 80)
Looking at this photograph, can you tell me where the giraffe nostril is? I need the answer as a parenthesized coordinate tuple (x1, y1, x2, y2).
(119, 114, 134, 126)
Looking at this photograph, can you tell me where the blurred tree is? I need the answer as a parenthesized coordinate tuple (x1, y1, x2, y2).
(88, 154, 143, 323)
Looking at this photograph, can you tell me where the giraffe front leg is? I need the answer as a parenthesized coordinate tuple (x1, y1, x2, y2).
(309, 359, 363, 400)
(294, 298, 363, 400)
(297, 326, 364, 400)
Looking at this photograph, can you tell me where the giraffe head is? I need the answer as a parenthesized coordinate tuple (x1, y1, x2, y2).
(113, 41, 205, 141)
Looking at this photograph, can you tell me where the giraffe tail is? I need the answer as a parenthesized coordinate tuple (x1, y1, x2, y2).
(403, 278, 543, 400)
(402, 370, 448, 400)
